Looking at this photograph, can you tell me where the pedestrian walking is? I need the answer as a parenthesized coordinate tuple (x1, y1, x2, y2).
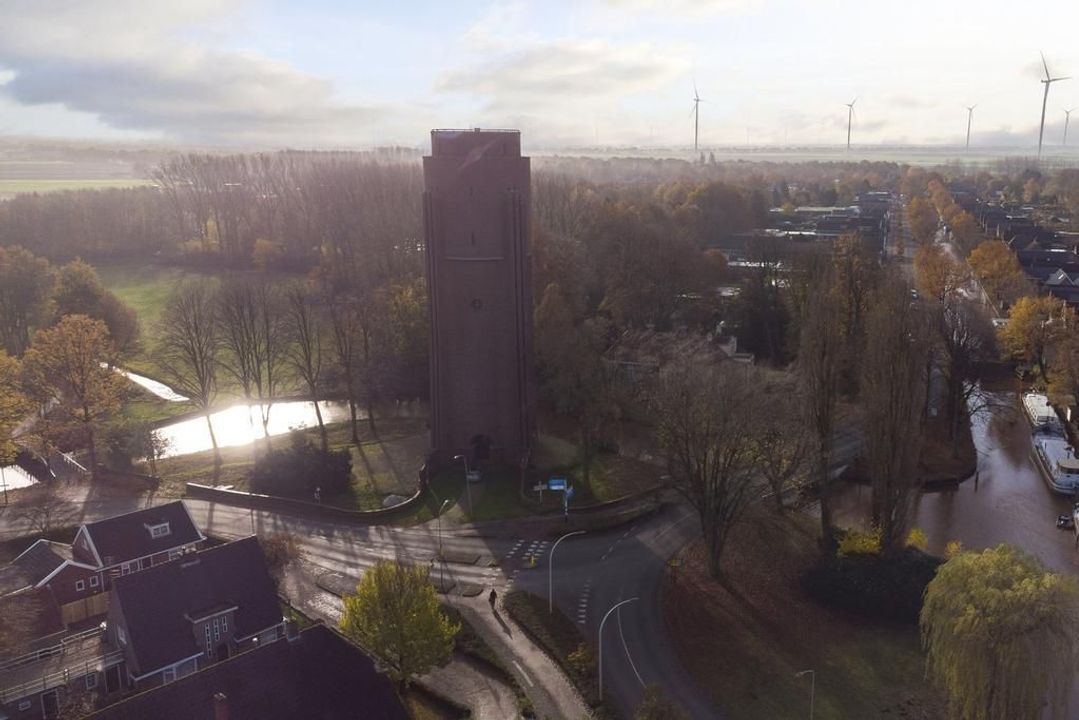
(488, 589, 498, 610)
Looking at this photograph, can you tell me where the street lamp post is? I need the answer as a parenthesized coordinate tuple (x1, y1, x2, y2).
(549, 530, 585, 614)
(795, 669, 815, 720)
(598, 597, 639, 701)
(436, 498, 450, 591)
(453, 454, 472, 516)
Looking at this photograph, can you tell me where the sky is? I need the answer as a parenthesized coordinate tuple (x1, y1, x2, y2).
(2, 0, 1079, 151)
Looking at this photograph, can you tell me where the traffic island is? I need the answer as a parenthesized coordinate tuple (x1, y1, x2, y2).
(503, 590, 621, 720)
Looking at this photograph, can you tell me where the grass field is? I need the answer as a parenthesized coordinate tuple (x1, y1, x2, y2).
(0, 179, 151, 197)
(96, 263, 222, 365)
(663, 508, 945, 720)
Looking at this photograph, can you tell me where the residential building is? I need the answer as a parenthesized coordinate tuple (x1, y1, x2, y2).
(106, 536, 283, 690)
(86, 624, 408, 720)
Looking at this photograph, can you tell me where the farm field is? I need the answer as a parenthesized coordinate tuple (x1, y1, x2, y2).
(0, 178, 152, 198)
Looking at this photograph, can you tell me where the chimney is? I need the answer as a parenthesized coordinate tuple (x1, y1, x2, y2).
(213, 692, 228, 720)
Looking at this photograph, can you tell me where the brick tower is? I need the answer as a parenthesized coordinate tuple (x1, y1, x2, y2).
(423, 129, 535, 466)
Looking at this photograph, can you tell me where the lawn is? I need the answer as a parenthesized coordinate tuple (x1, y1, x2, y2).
(0, 178, 152, 197)
(152, 418, 428, 504)
(662, 507, 946, 720)
(96, 262, 221, 376)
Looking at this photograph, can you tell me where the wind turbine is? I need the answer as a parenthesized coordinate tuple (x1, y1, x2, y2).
(965, 104, 977, 150)
(1037, 52, 1070, 161)
(1065, 107, 1077, 146)
(692, 83, 703, 152)
(845, 97, 857, 151)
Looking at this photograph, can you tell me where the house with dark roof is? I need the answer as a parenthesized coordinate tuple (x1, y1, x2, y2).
(0, 502, 205, 629)
(73, 501, 204, 580)
(86, 624, 408, 720)
(106, 536, 284, 690)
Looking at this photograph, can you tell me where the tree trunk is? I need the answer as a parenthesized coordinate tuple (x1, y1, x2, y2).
(362, 326, 378, 437)
(85, 421, 98, 480)
(206, 413, 221, 467)
(311, 390, 328, 452)
(345, 375, 359, 444)
(817, 452, 837, 555)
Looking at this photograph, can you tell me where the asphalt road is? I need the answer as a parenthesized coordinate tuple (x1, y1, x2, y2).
(509, 504, 713, 719)
(0, 491, 717, 718)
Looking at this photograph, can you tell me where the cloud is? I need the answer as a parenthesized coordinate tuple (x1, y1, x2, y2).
(602, 0, 761, 16)
(0, 0, 385, 146)
(439, 38, 689, 116)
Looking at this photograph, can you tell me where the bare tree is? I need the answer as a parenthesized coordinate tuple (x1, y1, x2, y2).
(328, 297, 363, 444)
(653, 359, 767, 580)
(936, 297, 996, 453)
(217, 280, 286, 450)
(797, 267, 843, 555)
(756, 394, 810, 514)
(862, 276, 928, 554)
(156, 280, 221, 464)
(284, 283, 328, 451)
(13, 481, 73, 536)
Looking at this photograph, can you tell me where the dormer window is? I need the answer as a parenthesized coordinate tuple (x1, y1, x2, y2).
(148, 522, 171, 539)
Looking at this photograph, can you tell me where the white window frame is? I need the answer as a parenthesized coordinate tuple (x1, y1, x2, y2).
(168, 548, 182, 561)
(163, 667, 176, 683)
(221, 615, 228, 633)
(120, 562, 133, 576)
(85, 672, 98, 690)
(18, 699, 31, 711)
(148, 522, 171, 539)
(213, 618, 220, 641)
(75, 579, 86, 591)
(117, 625, 126, 646)
(89, 575, 100, 588)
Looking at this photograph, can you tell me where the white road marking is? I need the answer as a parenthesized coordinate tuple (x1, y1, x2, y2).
(656, 511, 697, 539)
(512, 661, 535, 687)
(617, 606, 646, 688)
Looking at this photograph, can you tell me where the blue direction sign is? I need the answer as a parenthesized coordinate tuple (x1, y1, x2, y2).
(548, 476, 567, 491)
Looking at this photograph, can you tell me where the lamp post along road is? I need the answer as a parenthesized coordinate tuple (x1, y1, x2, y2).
(549, 530, 585, 614)
(599, 597, 639, 701)
(436, 498, 450, 590)
(795, 669, 815, 720)
(453, 454, 472, 516)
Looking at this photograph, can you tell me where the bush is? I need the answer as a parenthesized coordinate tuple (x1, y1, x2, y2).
(803, 547, 943, 624)
(249, 431, 352, 498)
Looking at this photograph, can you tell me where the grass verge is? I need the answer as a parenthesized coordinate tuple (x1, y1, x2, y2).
(503, 590, 618, 719)
(662, 507, 946, 720)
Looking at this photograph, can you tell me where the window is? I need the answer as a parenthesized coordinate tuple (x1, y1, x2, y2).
(221, 616, 228, 633)
(75, 579, 86, 591)
(168, 549, 182, 561)
(120, 562, 132, 576)
(18, 700, 31, 711)
(148, 522, 171, 539)
(163, 667, 176, 684)
(205, 624, 212, 652)
(117, 625, 126, 646)
(85, 672, 98, 690)
(89, 575, 100, 588)
(213, 618, 220, 641)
